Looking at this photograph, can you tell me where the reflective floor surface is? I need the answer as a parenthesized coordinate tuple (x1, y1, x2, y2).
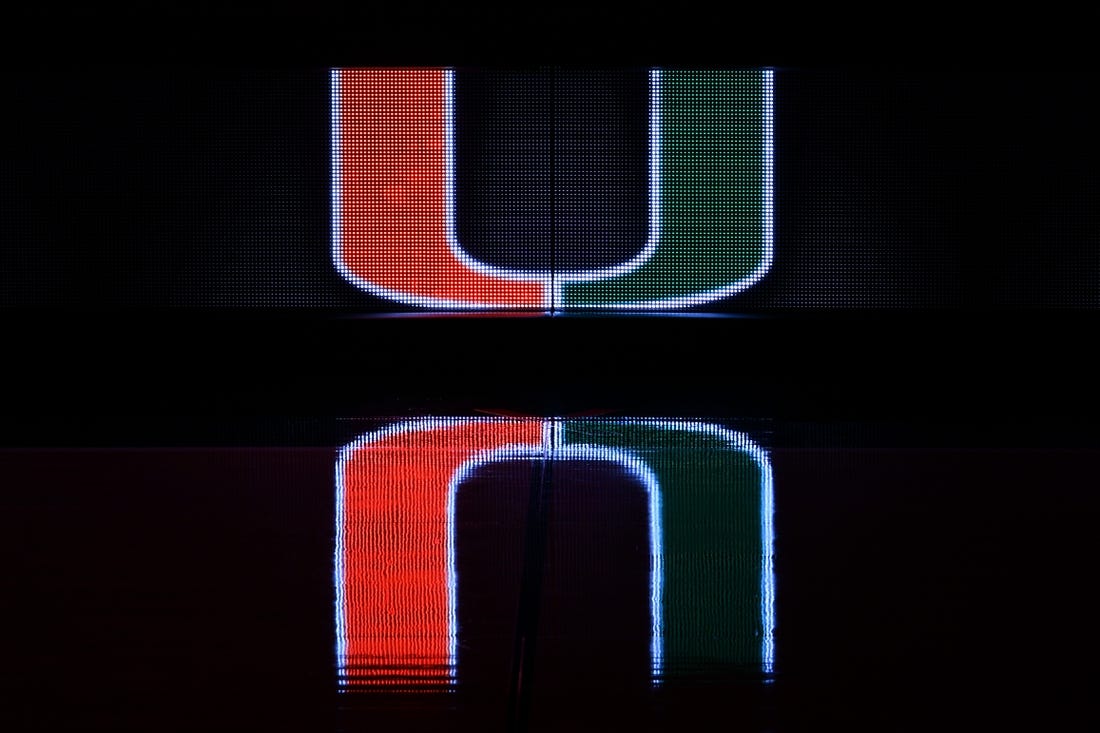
(2, 416, 1097, 731)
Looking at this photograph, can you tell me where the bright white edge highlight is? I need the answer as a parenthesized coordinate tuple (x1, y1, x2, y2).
(334, 418, 775, 688)
(330, 69, 775, 310)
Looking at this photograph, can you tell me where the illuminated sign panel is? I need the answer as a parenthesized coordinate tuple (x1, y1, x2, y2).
(334, 418, 774, 691)
(331, 69, 773, 310)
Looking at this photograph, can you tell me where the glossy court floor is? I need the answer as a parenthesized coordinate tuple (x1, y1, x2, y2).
(3, 411, 1096, 731)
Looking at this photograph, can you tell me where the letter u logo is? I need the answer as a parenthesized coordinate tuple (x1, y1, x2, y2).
(331, 69, 773, 310)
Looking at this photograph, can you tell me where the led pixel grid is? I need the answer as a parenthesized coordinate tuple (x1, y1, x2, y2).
(334, 418, 775, 691)
(331, 68, 774, 310)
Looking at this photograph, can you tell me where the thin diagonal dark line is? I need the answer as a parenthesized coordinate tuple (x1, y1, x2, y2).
(505, 430, 554, 732)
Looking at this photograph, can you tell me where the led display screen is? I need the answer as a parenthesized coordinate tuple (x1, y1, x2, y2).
(2, 66, 1096, 310)
(332, 69, 772, 309)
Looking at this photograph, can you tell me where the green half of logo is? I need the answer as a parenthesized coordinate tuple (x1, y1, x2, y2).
(562, 420, 773, 675)
(560, 70, 773, 309)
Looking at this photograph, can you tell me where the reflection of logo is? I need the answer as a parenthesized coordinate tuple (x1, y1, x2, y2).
(331, 70, 774, 310)
(333, 418, 774, 691)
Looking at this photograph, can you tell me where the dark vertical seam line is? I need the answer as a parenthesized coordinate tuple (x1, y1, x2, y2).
(549, 67, 557, 314)
(505, 438, 554, 732)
